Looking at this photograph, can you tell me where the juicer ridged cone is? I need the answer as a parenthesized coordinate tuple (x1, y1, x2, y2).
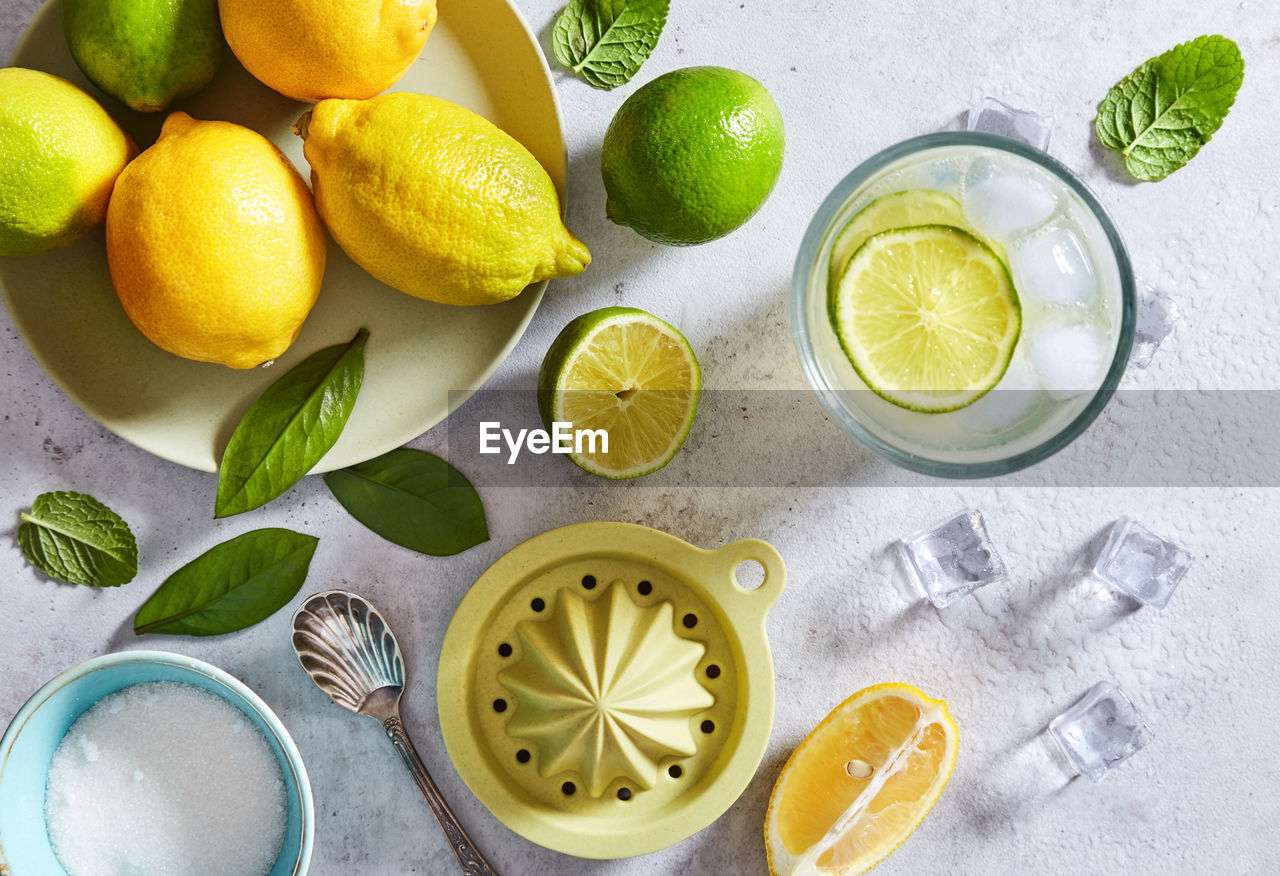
(498, 581, 714, 797)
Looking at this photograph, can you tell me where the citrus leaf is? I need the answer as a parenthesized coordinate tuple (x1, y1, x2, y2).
(552, 0, 669, 90)
(215, 328, 368, 518)
(324, 449, 488, 556)
(17, 491, 138, 587)
(134, 528, 318, 636)
(1095, 34, 1244, 181)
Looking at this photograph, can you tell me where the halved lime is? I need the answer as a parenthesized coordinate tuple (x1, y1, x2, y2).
(538, 307, 700, 478)
(827, 190, 968, 290)
(831, 225, 1021, 413)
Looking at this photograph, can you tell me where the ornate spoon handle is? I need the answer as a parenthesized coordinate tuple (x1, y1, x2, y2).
(383, 714, 500, 875)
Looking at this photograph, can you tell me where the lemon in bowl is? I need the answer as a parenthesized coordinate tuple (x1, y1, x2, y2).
(0, 67, 135, 258)
(106, 112, 327, 369)
(62, 0, 223, 112)
(219, 0, 436, 101)
(297, 92, 589, 307)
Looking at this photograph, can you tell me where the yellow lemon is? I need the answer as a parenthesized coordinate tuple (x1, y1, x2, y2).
(106, 112, 327, 369)
(219, 0, 437, 101)
(0, 68, 135, 257)
(297, 93, 589, 306)
(766, 683, 959, 876)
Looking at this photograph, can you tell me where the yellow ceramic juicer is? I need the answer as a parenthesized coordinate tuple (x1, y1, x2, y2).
(438, 522, 786, 858)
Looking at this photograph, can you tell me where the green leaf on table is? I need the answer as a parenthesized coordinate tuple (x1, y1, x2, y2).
(552, 0, 669, 90)
(215, 328, 369, 518)
(134, 528, 318, 636)
(18, 491, 138, 587)
(324, 448, 488, 556)
(1095, 34, 1244, 181)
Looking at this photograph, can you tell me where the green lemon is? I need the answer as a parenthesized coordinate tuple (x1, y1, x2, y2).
(602, 66, 784, 246)
(538, 307, 700, 478)
(0, 68, 136, 257)
(64, 0, 223, 113)
(831, 225, 1021, 413)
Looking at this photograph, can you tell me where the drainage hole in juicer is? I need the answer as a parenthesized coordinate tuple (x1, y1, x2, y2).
(705, 664, 721, 679)
(498, 642, 512, 657)
(516, 749, 531, 764)
(582, 574, 597, 589)
(668, 764, 683, 779)
(531, 597, 545, 612)
(682, 613, 698, 629)
(637, 580, 653, 596)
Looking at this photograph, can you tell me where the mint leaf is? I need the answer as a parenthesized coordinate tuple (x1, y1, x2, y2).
(552, 0, 669, 90)
(215, 328, 368, 518)
(134, 528, 318, 636)
(324, 448, 488, 556)
(18, 491, 137, 587)
(1095, 34, 1244, 181)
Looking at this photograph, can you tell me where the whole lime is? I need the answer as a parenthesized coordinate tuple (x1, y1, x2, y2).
(64, 0, 223, 113)
(602, 66, 784, 246)
(0, 68, 136, 257)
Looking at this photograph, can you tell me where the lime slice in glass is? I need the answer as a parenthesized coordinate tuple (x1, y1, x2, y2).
(538, 306, 700, 478)
(827, 190, 968, 290)
(831, 225, 1021, 413)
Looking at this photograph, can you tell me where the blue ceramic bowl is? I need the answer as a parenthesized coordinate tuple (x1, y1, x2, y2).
(0, 650, 313, 875)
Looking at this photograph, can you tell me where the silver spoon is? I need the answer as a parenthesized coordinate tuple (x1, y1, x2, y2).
(291, 590, 499, 875)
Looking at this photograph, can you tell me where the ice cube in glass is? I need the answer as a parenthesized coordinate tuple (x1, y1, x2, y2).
(1130, 281, 1180, 369)
(954, 354, 1044, 434)
(897, 509, 1008, 608)
(965, 96, 1054, 152)
(1092, 516, 1191, 608)
(1013, 225, 1097, 308)
(1048, 681, 1153, 781)
(1027, 323, 1109, 401)
(962, 158, 1057, 238)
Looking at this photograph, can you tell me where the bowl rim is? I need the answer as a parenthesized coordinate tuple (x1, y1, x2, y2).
(0, 649, 314, 875)
(790, 130, 1137, 479)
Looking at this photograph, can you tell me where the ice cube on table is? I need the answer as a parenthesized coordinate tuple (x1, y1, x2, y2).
(1092, 516, 1192, 608)
(1130, 280, 1180, 369)
(954, 353, 1044, 434)
(962, 158, 1058, 238)
(1048, 681, 1154, 781)
(966, 96, 1054, 152)
(1012, 225, 1096, 307)
(1028, 323, 1110, 401)
(897, 509, 1008, 608)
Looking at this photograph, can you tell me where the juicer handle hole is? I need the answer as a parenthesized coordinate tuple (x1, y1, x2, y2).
(719, 538, 786, 603)
(734, 559, 767, 591)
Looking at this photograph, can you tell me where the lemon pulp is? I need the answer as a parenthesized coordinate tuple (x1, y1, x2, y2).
(765, 683, 959, 876)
